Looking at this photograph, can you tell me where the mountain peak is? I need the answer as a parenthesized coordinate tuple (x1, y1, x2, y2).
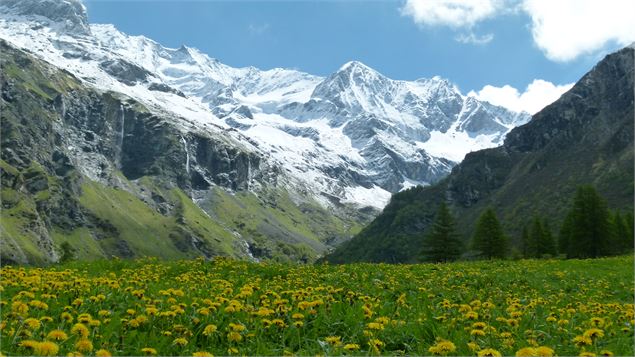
(1, 0, 90, 35)
(338, 60, 373, 72)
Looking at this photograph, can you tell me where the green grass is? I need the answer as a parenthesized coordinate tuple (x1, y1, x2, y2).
(1, 256, 633, 356)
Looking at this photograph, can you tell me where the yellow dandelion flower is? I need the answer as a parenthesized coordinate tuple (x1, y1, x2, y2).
(368, 339, 384, 351)
(583, 328, 604, 339)
(35, 342, 60, 357)
(599, 350, 613, 356)
(19, 340, 39, 350)
(229, 323, 246, 332)
(95, 349, 112, 357)
(343, 344, 360, 351)
(203, 324, 218, 336)
(292, 313, 304, 319)
(367, 322, 384, 330)
(67, 351, 83, 357)
(293, 321, 304, 328)
(579, 352, 596, 357)
(515, 347, 537, 357)
(227, 347, 239, 355)
(573, 335, 592, 347)
(61, 312, 73, 323)
(535, 346, 554, 357)
(193, 352, 214, 357)
(71, 323, 89, 338)
(471, 329, 486, 336)
(75, 339, 93, 353)
(325, 336, 342, 346)
(227, 331, 243, 342)
(173, 338, 188, 347)
(468, 342, 480, 352)
(11, 301, 29, 314)
(24, 318, 41, 330)
(47, 329, 68, 341)
(428, 340, 457, 355)
(478, 348, 502, 357)
(141, 347, 157, 355)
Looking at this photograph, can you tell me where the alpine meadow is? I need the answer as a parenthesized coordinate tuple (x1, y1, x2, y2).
(0, 1, 633, 357)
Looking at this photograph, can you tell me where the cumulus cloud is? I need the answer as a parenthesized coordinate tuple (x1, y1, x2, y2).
(400, 0, 503, 28)
(522, 0, 635, 61)
(402, 0, 635, 61)
(468, 79, 574, 114)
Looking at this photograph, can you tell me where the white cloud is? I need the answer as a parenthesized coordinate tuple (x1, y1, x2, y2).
(402, 0, 635, 61)
(401, 0, 503, 28)
(455, 32, 494, 45)
(522, 0, 635, 61)
(468, 79, 574, 114)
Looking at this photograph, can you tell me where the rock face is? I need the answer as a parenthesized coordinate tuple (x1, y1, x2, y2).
(0, 41, 366, 264)
(325, 46, 635, 264)
(0, 0, 530, 211)
(0, 0, 532, 264)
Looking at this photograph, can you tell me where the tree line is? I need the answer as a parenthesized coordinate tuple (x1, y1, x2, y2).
(420, 185, 634, 262)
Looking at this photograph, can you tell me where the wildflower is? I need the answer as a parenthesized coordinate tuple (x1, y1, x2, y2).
(367, 322, 384, 330)
(95, 349, 112, 357)
(61, 312, 73, 322)
(227, 331, 242, 342)
(141, 348, 157, 355)
(590, 317, 605, 327)
(578, 353, 596, 357)
(47, 329, 69, 341)
(428, 340, 457, 355)
(471, 329, 486, 336)
(24, 318, 41, 330)
(12, 301, 29, 314)
(535, 346, 555, 357)
(71, 323, 90, 338)
(325, 336, 342, 346)
(515, 347, 537, 357)
(203, 324, 218, 336)
(229, 323, 245, 332)
(583, 328, 604, 339)
(478, 348, 502, 357)
(293, 321, 304, 328)
(227, 347, 239, 355)
(75, 339, 93, 353)
(173, 338, 188, 347)
(193, 352, 214, 357)
(472, 322, 487, 329)
(66, 352, 82, 357)
(35, 342, 59, 356)
(343, 344, 360, 351)
(572, 335, 592, 347)
(98, 310, 111, 317)
(467, 342, 480, 352)
(465, 311, 479, 320)
(19, 340, 39, 350)
(599, 350, 614, 356)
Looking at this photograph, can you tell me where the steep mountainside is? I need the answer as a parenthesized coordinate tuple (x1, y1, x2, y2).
(0, 41, 367, 264)
(326, 46, 635, 263)
(0, 0, 529, 210)
(0, 0, 531, 264)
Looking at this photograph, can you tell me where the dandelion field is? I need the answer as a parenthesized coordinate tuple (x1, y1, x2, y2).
(1, 256, 633, 357)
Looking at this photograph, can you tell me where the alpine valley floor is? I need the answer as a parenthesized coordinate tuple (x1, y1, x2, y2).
(1, 256, 633, 356)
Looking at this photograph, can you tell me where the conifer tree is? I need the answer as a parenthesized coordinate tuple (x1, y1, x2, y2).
(421, 201, 463, 262)
(563, 185, 611, 258)
(471, 208, 508, 259)
(520, 225, 531, 258)
(611, 211, 633, 254)
(540, 219, 557, 257)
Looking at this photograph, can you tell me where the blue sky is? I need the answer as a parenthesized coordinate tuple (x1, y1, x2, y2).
(83, 0, 633, 114)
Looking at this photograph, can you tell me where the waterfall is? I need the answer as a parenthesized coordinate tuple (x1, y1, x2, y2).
(117, 104, 125, 167)
(180, 135, 190, 174)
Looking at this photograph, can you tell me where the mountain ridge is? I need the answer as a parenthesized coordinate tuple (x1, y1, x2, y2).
(324, 45, 634, 263)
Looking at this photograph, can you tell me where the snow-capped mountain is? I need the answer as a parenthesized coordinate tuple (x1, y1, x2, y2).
(0, 0, 530, 210)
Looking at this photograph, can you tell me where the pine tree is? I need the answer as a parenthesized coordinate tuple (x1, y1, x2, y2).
(540, 219, 557, 257)
(421, 201, 463, 262)
(471, 208, 508, 259)
(559, 212, 574, 256)
(611, 211, 633, 254)
(563, 185, 611, 258)
(528, 217, 544, 258)
(520, 225, 531, 258)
